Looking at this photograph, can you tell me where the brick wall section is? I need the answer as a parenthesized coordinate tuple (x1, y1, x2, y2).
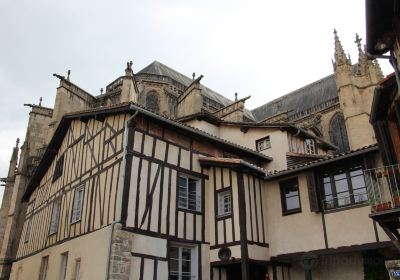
(109, 224, 132, 280)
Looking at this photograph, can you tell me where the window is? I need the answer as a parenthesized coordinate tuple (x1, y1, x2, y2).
(24, 217, 32, 243)
(146, 91, 160, 113)
(169, 244, 198, 280)
(322, 164, 368, 210)
(305, 139, 316, 154)
(59, 252, 68, 280)
(49, 199, 61, 235)
(280, 178, 301, 215)
(329, 113, 350, 153)
(217, 189, 232, 217)
(39, 256, 49, 280)
(73, 259, 81, 280)
(256, 136, 271, 151)
(71, 186, 84, 223)
(178, 176, 201, 212)
(53, 154, 65, 182)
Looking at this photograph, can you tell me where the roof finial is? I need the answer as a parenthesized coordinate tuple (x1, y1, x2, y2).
(125, 61, 133, 76)
(192, 72, 196, 80)
(235, 92, 238, 101)
(355, 34, 367, 75)
(39, 97, 42, 107)
(333, 29, 350, 68)
(100, 88, 104, 95)
(16, 138, 20, 148)
(67, 70, 71, 81)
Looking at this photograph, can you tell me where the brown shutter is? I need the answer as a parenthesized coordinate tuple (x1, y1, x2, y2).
(306, 171, 320, 212)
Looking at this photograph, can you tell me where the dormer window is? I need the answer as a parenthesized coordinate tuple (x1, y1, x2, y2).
(305, 139, 316, 155)
(256, 136, 271, 151)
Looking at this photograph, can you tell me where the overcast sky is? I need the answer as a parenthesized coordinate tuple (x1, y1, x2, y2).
(0, 0, 393, 201)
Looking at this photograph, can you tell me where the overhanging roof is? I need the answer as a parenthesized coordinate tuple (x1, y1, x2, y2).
(265, 144, 379, 180)
(370, 73, 397, 123)
(366, 0, 398, 55)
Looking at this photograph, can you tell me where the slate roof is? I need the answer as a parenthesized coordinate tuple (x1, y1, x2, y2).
(137, 61, 255, 120)
(251, 75, 338, 122)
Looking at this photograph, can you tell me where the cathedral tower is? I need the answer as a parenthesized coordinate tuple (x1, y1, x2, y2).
(333, 30, 383, 150)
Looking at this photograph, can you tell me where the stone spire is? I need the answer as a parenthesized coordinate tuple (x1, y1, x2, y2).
(333, 29, 350, 68)
(355, 34, 368, 75)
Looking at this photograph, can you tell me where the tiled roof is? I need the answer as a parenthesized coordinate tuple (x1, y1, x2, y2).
(265, 144, 379, 179)
(198, 157, 268, 175)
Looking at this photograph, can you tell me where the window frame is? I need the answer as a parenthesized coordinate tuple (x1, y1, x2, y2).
(216, 188, 232, 219)
(59, 252, 68, 280)
(177, 174, 202, 213)
(256, 136, 271, 151)
(52, 154, 65, 182)
(73, 259, 81, 280)
(304, 139, 317, 155)
(39, 256, 49, 280)
(71, 186, 85, 224)
(321, 162, 368, 211)
(168, 242, 198, 280)
(49, 198, 62, 236)
(279, 177, 302, 216)
(24, 216, 32, 243)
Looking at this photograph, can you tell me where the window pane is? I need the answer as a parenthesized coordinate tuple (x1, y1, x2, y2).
(169, 247, 179, 259)
(324, 182, 332, 196)
(182, 248, 191, 261)
(351, 175, 366, 190)
(182, 260, 191, 273)
(286, 196, 300, 210)
(169, 259, 179, 272)
(281, 179, 300, 212)
(334, 172, 347, 181)
(350, 169, 363, 177)
(334, 179, 349, 193)
(337, 192, 351, 206)
(353, 188, 368, 202)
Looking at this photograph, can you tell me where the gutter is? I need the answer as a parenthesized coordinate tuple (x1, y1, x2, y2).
(104, 110, 138, 280)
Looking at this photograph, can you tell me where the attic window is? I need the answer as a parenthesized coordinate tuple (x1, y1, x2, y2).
(52, 154, 65, 182)
(305, 139, 316, 154)
(256, 136, 271, 151)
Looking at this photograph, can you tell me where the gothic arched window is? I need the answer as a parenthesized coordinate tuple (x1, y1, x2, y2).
(146, 91, 160, 113)
(329, 112, 350, 153)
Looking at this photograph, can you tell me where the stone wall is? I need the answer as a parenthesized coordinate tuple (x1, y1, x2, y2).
(109, 224, 132, 280)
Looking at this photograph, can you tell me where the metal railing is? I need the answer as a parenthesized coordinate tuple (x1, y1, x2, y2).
(322, 192, 368, 211)
(364, 164, 400, 212)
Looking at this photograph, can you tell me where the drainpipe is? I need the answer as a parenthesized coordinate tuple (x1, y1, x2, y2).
(104, 110, 138, 280)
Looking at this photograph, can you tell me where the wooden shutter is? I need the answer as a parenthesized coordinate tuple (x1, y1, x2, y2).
(306, 171, 320, 212)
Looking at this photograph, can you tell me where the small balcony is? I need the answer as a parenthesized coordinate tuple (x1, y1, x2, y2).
(364, 164, 400, 212)
(322, 192, 368, 211)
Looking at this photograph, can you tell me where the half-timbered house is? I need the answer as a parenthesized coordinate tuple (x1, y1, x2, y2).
(7, 99, 397, 280)
(1, 27, 397, 280)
